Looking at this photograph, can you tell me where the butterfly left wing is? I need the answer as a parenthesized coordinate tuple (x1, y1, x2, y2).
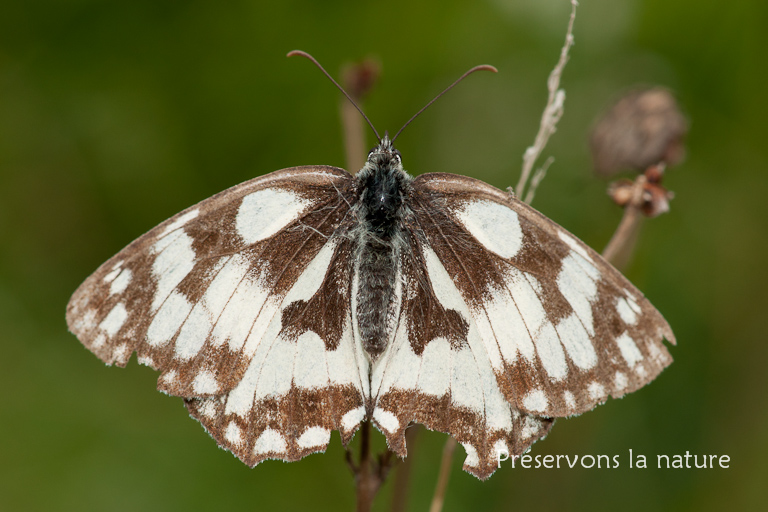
(370, 172, 674, 479)
(67, 165, 370, 465)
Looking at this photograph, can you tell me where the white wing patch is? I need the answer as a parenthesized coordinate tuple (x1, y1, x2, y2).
(159, 209, 199, 238)
(297, 426, 331, 449)
(372, 408, 399, 433)
(588, 381, 605, 400)
(99, 303, 128, 337)
(293, 331, 330, 390)
(211, 265, 272, 353)
(471, 285, 533, 369)
(109, 268, 132, 295)
(150, 229, 197, 312)
(236, 188, 311, 244)
(462, 443, 479, 468)
(281, 240, 337, 304)
(556, 313, 598, 370)
(192, 370, 219, 394)
(616, 332, 644, 367)
(146, 291, 193, 347)
(326, 318, 366, 388)
(342, 406, 366, 431)
(523, 389, 548, 413)
(614, 371, 628, 392)
(253, 429, 287, 455)
(102, 260, 124, 284)
(556, 252, 600, 336)
(416, 338, 451, 396)
(225, 422, 244, 447)
(563, 391, 576, 410)
(456, 200, 523, 259)
(616, 296, 639, 325)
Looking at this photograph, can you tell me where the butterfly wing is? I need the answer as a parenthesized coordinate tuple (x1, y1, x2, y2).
(369, 232, 554, 479)
(370, 172, 674, 479)
(67, 165, 369, 465)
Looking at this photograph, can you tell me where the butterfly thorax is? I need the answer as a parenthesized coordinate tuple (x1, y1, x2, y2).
(353, 137, 412, 361)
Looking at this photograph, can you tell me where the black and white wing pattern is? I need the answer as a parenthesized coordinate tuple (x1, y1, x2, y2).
(367, 173, 674, 479)
(68, 141, 674, 480)
(67, 166, 370, 465)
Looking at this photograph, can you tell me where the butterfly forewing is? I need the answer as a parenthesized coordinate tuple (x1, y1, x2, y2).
(67, 165, 370, 464)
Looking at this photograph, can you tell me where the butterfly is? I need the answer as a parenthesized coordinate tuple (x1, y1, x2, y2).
(66, 52, 675, 480)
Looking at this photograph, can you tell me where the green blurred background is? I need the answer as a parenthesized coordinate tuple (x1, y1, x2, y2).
(2, 0, 766, 510)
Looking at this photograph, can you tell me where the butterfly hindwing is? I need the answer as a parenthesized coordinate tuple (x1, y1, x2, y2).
(409, 173, 675, 419)
(184, 234, 370, 465)
(66, 165, 370, 464)
(369, 230, 554, 479)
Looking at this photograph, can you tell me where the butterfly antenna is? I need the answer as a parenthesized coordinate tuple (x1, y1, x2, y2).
(288, 50, 381, 142)
(391, 64, 497, 144)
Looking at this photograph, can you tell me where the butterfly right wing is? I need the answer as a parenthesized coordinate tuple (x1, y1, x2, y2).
(368, 171, 673, 480)
(66, 165, 370, 466)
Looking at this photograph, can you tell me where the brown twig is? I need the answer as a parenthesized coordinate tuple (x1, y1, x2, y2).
(355, 421, 375, 512)
(602, 174, 647, 268)
(340, 58, 381, 172)
(342, 98, 367, 172)
(428, 437, 458, 512)
(349, 420, 398, 512)
(390, 425, 419, 512)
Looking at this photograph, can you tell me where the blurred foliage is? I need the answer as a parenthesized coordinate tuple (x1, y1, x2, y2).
(1, 0, 766, 510)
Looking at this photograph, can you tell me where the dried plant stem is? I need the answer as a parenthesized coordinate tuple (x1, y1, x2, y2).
(342, 98, 367, 172)
(348, 420, 397, 512)
(515, 0, 578, 202)
(428, 437, 458, 512)
(390, 426, 419, 512)
(523, 156, 555, 204)
(355, 421, 375, 512)
(602, 175, 647, 268)
(339, 58, 380, 172)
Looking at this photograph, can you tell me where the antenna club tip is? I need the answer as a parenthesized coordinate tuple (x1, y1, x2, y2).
(479, 64, 498, 73)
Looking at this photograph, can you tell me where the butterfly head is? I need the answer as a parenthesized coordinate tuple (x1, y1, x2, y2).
(364, 134, 403, 174)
